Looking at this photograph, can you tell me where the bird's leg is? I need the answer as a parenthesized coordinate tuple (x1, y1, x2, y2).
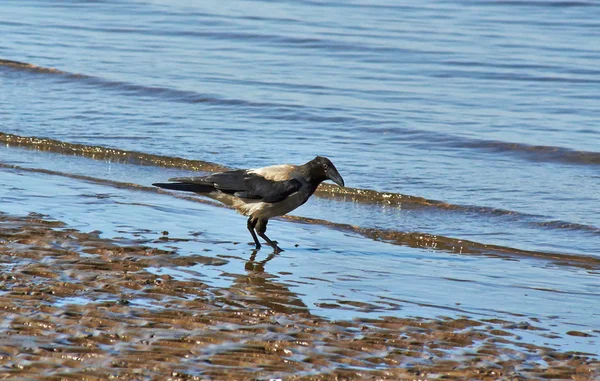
(255, 219, 283, 253)
(247, 217, 261, 249)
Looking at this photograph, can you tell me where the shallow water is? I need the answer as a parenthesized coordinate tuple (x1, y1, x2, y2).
(1, 0, 599, 363)
(1, 157, 599, 357)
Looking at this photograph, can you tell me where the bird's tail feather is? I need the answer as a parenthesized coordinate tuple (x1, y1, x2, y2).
(152, 182, 215, 193)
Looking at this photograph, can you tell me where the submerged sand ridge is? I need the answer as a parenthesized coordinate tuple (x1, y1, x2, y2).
(0, 213, 598, 380)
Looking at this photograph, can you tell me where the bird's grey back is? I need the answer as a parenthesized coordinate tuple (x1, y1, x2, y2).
(247, 164, 297, 181)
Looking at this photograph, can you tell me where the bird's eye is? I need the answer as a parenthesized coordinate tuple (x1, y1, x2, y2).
(323, 163, 329, 170)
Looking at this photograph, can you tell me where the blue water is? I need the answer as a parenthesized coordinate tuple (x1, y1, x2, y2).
(1, 0, 599, 354)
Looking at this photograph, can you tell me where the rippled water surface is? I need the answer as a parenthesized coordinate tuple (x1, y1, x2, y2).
(1, 0, 599, 357)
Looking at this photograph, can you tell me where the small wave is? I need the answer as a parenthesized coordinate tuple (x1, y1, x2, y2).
(0, 58, 355, 125)
(2, 161, 598, 269)
(454, 140, 600, 166)
(0, 132, 600, 234)
(370, 126, 600, 167)
(0, 59, 68, 74)
(4, 59, 597, 169)
(336, 125, 600, 167)
(534, 220, 600, 234)
(288, 215, 600, 269)
(0, 58, 283, 107)
(0, 132, 227, 172)
(2, 132, 599, 237)
(0, 132, 523, 213)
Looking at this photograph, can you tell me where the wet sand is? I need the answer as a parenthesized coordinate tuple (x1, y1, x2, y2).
(1, 213, 598, 380)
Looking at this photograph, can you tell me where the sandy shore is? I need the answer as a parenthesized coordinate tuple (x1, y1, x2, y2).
(0, 212, 597, 380)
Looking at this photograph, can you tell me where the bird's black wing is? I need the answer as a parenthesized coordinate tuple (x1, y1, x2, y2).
(204, 170, 248, 191)
(167, 170, 247, 191)
(167, 170, 301, 203)
(240, 175, 303, 203)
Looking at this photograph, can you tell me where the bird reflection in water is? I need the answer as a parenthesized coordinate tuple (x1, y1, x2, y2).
(245, 249, 277, 273)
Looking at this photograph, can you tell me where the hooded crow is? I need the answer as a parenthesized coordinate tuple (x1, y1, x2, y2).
(153, 156, 344, 253)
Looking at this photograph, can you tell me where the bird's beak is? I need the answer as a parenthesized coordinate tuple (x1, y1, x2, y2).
(327, 168, 345, 187)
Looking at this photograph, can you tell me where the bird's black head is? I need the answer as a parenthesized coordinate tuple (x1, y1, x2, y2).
(305, 156, 345, 187)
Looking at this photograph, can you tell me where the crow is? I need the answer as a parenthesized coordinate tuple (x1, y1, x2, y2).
(153, 156, 344, 253)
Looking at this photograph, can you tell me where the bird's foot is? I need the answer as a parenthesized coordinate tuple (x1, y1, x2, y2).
(256, 232, 281, 253)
